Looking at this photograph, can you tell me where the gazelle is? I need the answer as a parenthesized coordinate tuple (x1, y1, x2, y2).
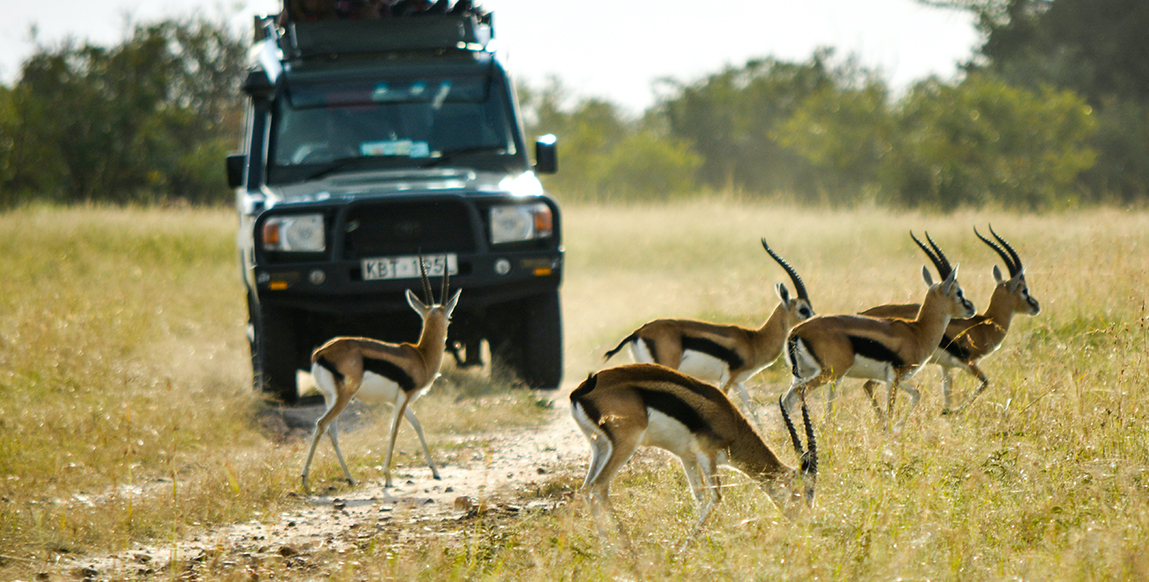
(301, 258, 461, 490)
(603, 239, 814, 425)
(782, 232, 976, 431)
(571, 363, 817, 542)
(859, 225, 1040, 414)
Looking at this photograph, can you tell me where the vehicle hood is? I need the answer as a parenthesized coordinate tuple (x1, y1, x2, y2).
(264, 167, 531, 205)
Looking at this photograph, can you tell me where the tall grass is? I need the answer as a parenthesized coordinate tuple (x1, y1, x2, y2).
(1, 201, 1147, 580)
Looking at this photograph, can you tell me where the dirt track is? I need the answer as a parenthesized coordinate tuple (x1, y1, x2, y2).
(63, 394, 587, 580)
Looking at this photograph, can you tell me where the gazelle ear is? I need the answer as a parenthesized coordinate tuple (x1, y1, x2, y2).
(776, 283, 791, 304)
(406, 288, 428, 313)
(942, 265, 959, 295)
(1007, 274, 1025, 293)
(921, 265, 934, 286)
(993, 264, 1005, 284)
(443, 289, 462, 318)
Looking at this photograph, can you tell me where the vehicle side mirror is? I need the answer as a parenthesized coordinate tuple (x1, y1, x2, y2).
(226, 154, 246, 188)
(242, 68, 275, 101)
(534, 134, 557, 175)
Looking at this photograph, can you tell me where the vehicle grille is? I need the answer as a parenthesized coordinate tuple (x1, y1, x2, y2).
(341, 200, 475, 259)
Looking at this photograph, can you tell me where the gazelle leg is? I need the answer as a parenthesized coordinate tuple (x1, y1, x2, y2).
(940, 368, 955, 412)
(892, 381, 922, 433)
(382, 395, 410, 488)
(727, 380, 765, 433)
(402, 406, 440, 480)
(947, 364, 990, 415)
(301, 391, 353, 491)
(679, 452, 720, 552)
(861, 380, 888, 426)
(327, 417, 355, 484)
(581, 427, 643, 546)
(825, 380, 841, 416)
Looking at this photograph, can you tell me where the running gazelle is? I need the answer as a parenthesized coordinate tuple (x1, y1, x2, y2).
(860, 226, 1040, 414)
(603, 239, 814, 425)
(571, 363, 817, 541)
(782, 232, 976, 431)
(302, 258, 461, 490)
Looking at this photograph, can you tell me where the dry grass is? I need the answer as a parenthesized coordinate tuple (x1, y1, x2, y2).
(0, 205, 548, 577)
(2, 201, 1148, 580)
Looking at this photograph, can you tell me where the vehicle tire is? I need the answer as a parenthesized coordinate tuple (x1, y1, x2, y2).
(251, 300, 301, 404)
(519, 291, 563, 389)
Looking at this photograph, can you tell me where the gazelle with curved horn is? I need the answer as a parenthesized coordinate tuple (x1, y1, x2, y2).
(603, 239, 815, 424)
(301, 257, 462, 490)
(570, 363, 817, 542)
(859, 225, 1040, 414)
(782, 232, 976, 431)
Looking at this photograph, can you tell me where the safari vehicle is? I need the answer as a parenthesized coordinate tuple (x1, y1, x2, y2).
(225, 8, 563, 403)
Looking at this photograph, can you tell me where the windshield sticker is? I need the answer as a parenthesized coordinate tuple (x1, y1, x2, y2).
(360, 140, 430, 158)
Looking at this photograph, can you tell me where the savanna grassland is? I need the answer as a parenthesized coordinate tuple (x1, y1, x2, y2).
(1, 201, 1147, 580)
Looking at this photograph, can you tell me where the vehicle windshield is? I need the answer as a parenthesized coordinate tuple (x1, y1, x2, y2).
(267, 71, 519, 184)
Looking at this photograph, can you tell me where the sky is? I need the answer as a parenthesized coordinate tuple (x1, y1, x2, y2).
(1, 0, 981, 114)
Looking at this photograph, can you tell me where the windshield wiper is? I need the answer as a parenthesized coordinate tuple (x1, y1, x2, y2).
(422, 146, 507, 168)
(303, 156, 381, 181)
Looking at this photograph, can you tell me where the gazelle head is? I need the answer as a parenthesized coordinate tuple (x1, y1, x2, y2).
(912, 231, 976, 319)
(976, 225, 1040, 316)
(761, 239, 814, 327)
(405, 255, 463, 324)
(765, 393, 818, 517)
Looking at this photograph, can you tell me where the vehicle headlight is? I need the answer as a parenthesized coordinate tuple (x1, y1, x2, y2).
(262, 214, 326, 252)
(489, 203, 553, 244)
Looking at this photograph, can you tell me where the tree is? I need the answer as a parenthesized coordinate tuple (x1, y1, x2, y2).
(518, 80, 700, 201)
(881, 74, 1096, 210)
(923, 0, 1149, 202)
(0, 15, 247, 207)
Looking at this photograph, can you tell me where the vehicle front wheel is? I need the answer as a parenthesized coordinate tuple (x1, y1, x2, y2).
(250, 299, 301, 404)
(491, 291, 563, 390)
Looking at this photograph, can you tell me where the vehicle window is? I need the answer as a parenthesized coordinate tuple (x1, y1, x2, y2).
(268, 73, 517, 182)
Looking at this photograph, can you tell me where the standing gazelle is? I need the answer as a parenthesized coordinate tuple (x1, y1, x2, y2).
(571, 363, 817, 541)
(859, 225, 1040, 414)
(782, 232, 976, 431)
(302, 258, 461, 490)
(603, 239, 814, 424)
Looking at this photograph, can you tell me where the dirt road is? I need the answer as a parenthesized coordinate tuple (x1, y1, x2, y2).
(63, 397, 587, 580)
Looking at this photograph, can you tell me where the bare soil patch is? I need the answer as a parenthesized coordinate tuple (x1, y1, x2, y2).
(57, 394, 586, 580)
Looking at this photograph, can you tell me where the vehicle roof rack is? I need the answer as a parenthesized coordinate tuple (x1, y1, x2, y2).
(254, 12, 494, 61)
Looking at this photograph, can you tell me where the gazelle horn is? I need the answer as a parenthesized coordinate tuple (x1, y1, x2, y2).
(761, 239, 809, 300)
(911, 231, 952, 280)
(779, 394, 817, 478)
(990, 224, 1024, 277)
(418, 253, 434, 305)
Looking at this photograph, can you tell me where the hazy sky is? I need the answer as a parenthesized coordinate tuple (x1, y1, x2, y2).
(2, 0, 981, 113)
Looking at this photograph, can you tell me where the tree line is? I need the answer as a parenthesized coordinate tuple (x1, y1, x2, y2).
(0, 0, 1145, 210)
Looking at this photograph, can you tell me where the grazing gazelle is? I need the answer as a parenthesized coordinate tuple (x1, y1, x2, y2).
(570, 363, 817, 541)
(782, 232, 976, 431)
(859, 225, 1040, 414)
(603, 239, 814, 424)
(301, 258, 461, 490)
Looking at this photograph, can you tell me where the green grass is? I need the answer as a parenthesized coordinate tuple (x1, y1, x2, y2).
(2, 201, 1148, 580)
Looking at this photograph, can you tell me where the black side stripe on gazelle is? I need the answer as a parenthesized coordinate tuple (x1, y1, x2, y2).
(634, 387, 716, 438)
(939, 334, 973, 361)
(847, 335, 906, 368)
(681, 336, 746, 370)
(362, 358, 417, 392)
(315, 356, 345, 384)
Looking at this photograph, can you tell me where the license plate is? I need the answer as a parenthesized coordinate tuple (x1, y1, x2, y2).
(362, 253, 458, 281)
